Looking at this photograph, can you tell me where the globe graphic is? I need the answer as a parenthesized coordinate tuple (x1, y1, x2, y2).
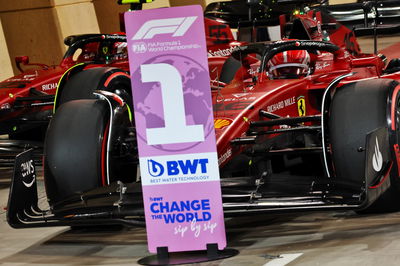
(131, 54, 214, 152)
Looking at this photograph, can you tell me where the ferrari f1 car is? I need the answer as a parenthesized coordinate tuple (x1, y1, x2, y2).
(7, 7, 400, 228)
(0, 33, 129, 140)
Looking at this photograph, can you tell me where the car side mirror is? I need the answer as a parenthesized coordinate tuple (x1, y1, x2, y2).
(15, 56, 29, 65)
(15, 56, 29, 73)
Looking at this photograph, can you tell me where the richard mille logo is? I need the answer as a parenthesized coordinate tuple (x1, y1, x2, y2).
(372, 137, 383, 172)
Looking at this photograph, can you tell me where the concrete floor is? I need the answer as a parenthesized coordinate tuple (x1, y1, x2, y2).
(2, 36, 400, 266)
(3, 179, 400, 266)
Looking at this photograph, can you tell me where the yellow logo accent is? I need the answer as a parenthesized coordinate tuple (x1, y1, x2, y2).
(297, 96, 306, 117)
(102, 46, 109, 54)
(214, 119, 232, 129)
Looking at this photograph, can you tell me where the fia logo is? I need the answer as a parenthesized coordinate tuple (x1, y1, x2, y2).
(132, 42, 147, 54)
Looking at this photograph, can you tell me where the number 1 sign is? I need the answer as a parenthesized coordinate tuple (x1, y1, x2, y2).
(125, 6, 226, 253)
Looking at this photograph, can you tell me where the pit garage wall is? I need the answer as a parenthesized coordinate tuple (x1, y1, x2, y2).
(0, 0, 352, 81)
(0, 16, 13, 80)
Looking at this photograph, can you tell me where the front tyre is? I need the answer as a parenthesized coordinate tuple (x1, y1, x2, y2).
(329, 79, 400, 212)
(44, 99, 110, 205)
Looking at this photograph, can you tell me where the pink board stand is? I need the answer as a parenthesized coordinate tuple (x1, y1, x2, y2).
(125, 5, 237, 265)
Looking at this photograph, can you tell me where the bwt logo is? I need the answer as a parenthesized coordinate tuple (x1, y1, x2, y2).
(132, 16, 197, 40)
(147, 158, 208, 177)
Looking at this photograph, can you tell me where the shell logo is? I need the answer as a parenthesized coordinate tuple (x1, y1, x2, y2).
(214, 118, 232, 129)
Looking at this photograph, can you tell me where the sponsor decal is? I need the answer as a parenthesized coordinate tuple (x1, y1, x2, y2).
(23, 74, 37, 79)
(1, 103, 11, 110)
(214, 118, 232, 129)
(148, 159, 164, 177)
(42, 83, 57, 91)
(297, 96, 306, 117)
(266, 96, 296, 113)
(372, 137, 383, 172)
(216, 96, 256, 103)
(148, 158, 208, 179)
(315, 61, 331, 70)
(247, 66, 260, 76)
(6, 77, 35, 83)
(232, 93, 249, 98)
(207, 46, 238, 57)
(141, 153, 219, 185)
(21, 159, 35, 188)
(218, 148, 232, 165)
(102, 34, 126, 41)
(150, 198, 212, 224)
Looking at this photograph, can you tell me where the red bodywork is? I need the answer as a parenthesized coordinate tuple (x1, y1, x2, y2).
(0, 34, 131, 136)
(213, 11, 395, 169)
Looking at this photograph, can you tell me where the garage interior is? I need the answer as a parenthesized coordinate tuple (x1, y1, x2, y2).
(2, 0, 400, 265)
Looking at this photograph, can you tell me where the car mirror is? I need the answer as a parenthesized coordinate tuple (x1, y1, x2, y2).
(15, 56, 29, 65)
(15, 56, 29, 73)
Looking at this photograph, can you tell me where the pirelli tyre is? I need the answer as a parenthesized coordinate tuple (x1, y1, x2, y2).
(56, 67, 132, 110)
(44, 99, 110, 205)
(329, 78, 400, 212)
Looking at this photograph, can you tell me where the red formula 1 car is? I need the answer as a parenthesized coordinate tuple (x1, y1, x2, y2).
(7, 8, 400, 228)
(0, 33, 130, 140)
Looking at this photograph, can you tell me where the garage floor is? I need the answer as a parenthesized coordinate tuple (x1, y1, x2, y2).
(3, 178, 400, 266)
(1, 36, 400, 266)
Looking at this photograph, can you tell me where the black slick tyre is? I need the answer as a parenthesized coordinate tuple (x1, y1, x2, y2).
(329, 78, 400, 212)
(56, 67, 132, 110)
(44, 99, 109, 205)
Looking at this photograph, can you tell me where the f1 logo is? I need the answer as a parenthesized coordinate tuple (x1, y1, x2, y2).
(132, 16, 197, 40)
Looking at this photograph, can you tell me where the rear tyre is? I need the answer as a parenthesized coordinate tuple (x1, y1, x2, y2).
(329, 79, 400, 212)
(56, 67, 132, 110)
(44, 99, 109, 204)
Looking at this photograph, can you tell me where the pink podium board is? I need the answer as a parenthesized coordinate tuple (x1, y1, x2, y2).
(125, 5, 226, 253)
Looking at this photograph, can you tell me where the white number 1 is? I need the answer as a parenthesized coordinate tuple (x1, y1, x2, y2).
(141, 63, 205, 145)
